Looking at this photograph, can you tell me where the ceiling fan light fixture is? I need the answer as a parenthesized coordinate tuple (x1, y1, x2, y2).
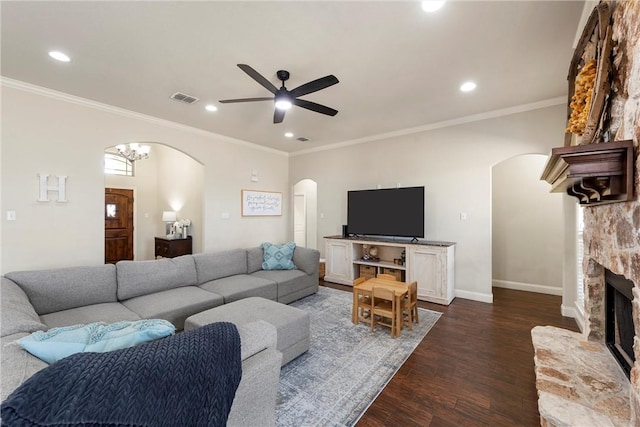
(219, 64, 339, 123)
(274, 98, 292, 111)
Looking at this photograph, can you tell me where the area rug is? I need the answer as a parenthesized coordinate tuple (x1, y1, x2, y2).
(276, 286, 441, 427)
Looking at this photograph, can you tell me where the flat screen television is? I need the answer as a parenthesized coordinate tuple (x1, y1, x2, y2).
(347, 186, 425, 238)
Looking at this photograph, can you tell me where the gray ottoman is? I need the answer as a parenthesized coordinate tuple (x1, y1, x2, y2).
(185, 297, 310, 366)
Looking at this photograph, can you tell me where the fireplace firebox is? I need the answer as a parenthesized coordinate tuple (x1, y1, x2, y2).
(605, 269, 635, 378)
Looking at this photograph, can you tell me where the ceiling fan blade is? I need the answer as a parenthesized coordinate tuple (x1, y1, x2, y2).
(237, 64, 278, 95)
(289, 75, 339, 98)
(293, 99, 338, 116)
(274, 108, 286, 124)
(218, 97, 273, 103)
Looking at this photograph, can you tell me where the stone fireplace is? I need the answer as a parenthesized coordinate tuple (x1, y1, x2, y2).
(533, 1, 640, 426)
(605, 269, 635, 379)
(582, 199, 640, 424)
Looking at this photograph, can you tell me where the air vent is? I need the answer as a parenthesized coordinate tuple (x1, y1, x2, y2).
(170, 92, 199, 104)
(296, 137, 310, 142)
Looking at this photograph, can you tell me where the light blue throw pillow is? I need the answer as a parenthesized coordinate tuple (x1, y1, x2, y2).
(16, 319, 175, 364)
(261, 241, 296, 270)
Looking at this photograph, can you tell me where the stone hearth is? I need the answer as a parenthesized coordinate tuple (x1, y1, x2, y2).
(533, 1, 640, 426)
(532, 326, 630, 426)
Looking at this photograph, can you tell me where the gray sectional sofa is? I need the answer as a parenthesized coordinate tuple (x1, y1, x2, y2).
(1, 245, 320, 426)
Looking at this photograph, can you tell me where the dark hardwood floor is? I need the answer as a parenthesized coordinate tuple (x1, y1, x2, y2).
(320, 282, 579, 427)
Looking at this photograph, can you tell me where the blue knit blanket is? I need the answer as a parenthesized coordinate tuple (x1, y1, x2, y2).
(1, 322, 242, 427)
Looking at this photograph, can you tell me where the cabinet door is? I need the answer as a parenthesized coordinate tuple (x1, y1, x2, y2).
(325, 240, 352, 284)
(408, 247, 443, 300)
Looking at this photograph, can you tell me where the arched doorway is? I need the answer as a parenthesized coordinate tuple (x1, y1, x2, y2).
(491, 154, 564, 295)
(293, 179, 318, 249)
(104, 142, 204, 260)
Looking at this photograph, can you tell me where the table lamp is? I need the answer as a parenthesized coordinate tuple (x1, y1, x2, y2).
(162, 211, 177, 237)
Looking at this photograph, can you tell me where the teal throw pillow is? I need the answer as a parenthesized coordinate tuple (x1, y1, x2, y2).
(16, 319, 175, 364)
(261, 242, 296, 270)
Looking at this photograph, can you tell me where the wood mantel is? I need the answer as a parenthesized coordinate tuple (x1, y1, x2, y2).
(541, 140, 634, 205)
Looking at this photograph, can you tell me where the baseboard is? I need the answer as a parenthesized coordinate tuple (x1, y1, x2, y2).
(492, 280, 562, 296)
(561, 304, 585, 333)
(455, 289, 493, 304)
(561, 305, 576, 318)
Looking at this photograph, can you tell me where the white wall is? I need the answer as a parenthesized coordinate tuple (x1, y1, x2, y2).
(492, 154, 564, 294)
(1, 81, 289, 273)
(562, 195, 582, 328)
(289, 104, 567, 302)
(154, 144, 204, 253)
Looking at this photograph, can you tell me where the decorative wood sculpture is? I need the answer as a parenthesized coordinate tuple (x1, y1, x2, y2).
(564, 3, 613, 146)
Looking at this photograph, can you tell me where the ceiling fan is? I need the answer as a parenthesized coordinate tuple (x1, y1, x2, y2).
(219, 64, 339, 124)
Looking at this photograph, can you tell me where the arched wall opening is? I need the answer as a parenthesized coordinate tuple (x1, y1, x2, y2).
(491, 153, 564, 295)
(104, 142, 204, 260)
(293, 179, 318, 249)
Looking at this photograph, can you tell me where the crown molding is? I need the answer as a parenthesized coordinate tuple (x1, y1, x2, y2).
(2, 77, 566, 160)
(0, 77, 289, 157)
(290, 96, 566, 157)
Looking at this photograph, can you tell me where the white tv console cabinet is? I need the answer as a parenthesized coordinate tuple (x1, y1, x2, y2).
(324, 236, 456, 305)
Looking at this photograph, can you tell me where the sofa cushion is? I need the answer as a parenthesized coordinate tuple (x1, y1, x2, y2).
(199, 275, 277, 303)
(5, 265, 117, 315)
(117, 255, 197, 300)
(1, 278, 47, 337)
(40, 302, 141, 329)
(252, 269, 315, 302)
(1, 332, 49, 402)
(260, 242, 296, 270)
(246, 247, 264, 274)
(193, 249, 248, 283)
(16, 319, 175, 364)
(121, 286, 224, 330)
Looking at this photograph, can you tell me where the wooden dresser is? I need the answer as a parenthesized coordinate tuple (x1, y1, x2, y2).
(154, 236, 192, 258)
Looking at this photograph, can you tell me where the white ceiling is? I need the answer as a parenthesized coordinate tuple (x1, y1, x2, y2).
(1, 1, 584, 153)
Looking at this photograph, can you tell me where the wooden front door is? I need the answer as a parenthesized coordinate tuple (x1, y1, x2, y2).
(105, 188, 134, 263)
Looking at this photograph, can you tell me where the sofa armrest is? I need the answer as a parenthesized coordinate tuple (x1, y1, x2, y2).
(229, 320, 282, 427)
(1, 277, 47, 337)
(236, 320, 277, 361)
(293, 247, 320, 276)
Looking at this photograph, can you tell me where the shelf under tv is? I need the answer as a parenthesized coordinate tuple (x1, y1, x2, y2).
(353, 259, 406, 271)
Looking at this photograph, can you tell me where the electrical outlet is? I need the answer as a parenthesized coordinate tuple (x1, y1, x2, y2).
(7, 211, 16, 221)
(460, 212, 467, 221)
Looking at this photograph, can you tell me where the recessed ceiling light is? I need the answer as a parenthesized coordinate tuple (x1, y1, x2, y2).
(422, 1, 445, 13)
(205, 104, 218, 112)
(284, 132, 294, 138)
(48, 51, 70, 62)
(460, 81, 477, 92)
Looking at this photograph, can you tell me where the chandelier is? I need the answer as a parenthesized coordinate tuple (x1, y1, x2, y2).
(116, 143, 151, 161)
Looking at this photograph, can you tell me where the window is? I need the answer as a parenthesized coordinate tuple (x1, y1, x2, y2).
(104, 153, 134, 176)
(576, 206, 585, 308)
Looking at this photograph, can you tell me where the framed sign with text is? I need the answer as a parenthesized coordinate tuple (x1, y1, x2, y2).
(241, 190, 282, 216)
